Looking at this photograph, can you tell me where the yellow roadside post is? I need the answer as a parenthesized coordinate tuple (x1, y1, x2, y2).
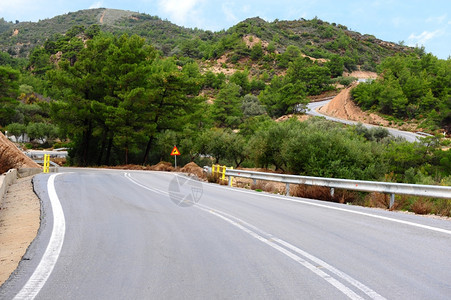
(43, 154, 50, 173)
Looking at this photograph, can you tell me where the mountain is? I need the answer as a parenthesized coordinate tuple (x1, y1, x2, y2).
(0, 8, 413, 71)
(0, 9, 195, 57)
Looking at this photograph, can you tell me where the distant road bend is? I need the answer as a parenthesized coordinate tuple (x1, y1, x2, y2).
(1, 169, 450, 299)
(306, 99, 423, 142)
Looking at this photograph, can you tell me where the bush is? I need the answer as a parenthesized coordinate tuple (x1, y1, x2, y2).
(411, 198, 433, 215)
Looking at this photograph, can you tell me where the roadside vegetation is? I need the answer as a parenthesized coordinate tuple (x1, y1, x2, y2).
(0, 10, 449, 216)
(352, 53, 450, 132)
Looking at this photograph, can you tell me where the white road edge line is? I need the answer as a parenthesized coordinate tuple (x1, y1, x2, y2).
(125, 173, 384, 299)
(205, 182, 451, 235)
(129, 172, 451, 235)
(14, 173, 65, 300)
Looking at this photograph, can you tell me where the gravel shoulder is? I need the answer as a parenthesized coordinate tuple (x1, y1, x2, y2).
(0, 176, 40, 286)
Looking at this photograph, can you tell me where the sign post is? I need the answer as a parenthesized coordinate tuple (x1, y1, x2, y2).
(170, 146, 181, 168)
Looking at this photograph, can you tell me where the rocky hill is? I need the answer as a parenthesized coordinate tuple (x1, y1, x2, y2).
(0, 8, 412, 71)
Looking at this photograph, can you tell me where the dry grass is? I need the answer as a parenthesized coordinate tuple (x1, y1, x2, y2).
(149, 161, 174, 172)
(365, 193, 412, 210)
(434, 199, 451, 217)
(411, 198, 434, 215)
(290, 185, 360, 204)
(180, 162, 206, 180)
(291, 185, 333, 201)
(366, 192, 389, 208)
(249, 180, 284, 194)
(250, 180, 266, 191)
(365, 193, 451, 217)
(206, 173, 219, 183)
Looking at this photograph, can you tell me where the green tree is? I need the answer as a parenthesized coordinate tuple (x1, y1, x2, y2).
(259, 75, 307, 117)
(5, 122, 26, 140)
(230, 70, 250, 95)
(141, 58, 203, 164)
(0, 66, 20, 126)
(241, 94, 266, 118)
(49, 33, 159, 165)
(250, 42, 263, 60)
(278, 45, 301, 68)
(27, 47, 52, 75)
(326, 55, 344, 77)
(287, 58, 331, 95)
(211, 82, 243, 128)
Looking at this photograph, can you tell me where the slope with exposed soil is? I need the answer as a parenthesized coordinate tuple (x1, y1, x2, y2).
(318, 76, 419, 132)
(319, 84, 388, 125)
(0, 132, 40, 174)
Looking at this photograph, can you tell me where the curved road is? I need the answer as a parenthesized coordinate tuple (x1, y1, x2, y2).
(306, 100, 423, 142)
(1, 169, 450, 299)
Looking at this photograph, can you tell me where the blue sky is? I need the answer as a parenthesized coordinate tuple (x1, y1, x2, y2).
(1, 0, 450, 59)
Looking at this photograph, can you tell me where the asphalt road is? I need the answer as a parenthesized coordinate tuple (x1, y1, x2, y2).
(1, 169, 450, 299)
(306, 100, 423, 142)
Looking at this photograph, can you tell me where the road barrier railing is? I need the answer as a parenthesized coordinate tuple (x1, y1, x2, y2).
(203, 166, 451, 208)
(211, 164, 234, 186)
(34, 159, 59, 173)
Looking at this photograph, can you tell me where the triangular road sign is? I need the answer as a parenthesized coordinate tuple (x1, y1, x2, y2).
(170, 146, 181, 156)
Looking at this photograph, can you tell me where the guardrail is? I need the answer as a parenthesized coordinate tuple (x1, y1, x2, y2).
(34, 159, 59, 173)
(203, 166, 451, 208)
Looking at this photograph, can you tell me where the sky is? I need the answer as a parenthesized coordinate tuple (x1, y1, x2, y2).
(0, 0, 450, 59)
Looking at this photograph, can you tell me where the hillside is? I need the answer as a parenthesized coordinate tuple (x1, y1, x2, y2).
(0, 8, 413, 70)
(0, 8, 197, 58)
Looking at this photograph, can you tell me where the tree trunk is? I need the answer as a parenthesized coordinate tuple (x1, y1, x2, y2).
(142, 135, 154, 165)
(97, 129, 107, 165)
(81, 120, 92, 167)
(105, 136, 113, 165)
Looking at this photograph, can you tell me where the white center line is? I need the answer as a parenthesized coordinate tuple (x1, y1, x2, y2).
(197, 203, 386, 300)
(126, 172, 386, 299)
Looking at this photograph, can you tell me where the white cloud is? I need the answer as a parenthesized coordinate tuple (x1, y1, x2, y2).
(89, 1, 103, 9)
(222, 2, 238, 23)
(407, 29, 444, 46)
(158, 0, 204, 24)
(426, 14, 447, 24)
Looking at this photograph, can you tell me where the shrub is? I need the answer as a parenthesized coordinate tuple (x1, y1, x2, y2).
(365, 192, 389, 208)
(251, 180, 266, 191)
(433, 199, 451, 217)
(411, 198, 433, 215)
(290, 185, 334, 201)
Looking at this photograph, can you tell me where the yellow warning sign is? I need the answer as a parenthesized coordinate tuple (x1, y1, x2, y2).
(170, 146, 181, 156)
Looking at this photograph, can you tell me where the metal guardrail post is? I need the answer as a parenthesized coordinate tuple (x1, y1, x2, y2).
(389, 193, 395, 209)
(228, 167, 234, 187)
(285, 183, 290, 196)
